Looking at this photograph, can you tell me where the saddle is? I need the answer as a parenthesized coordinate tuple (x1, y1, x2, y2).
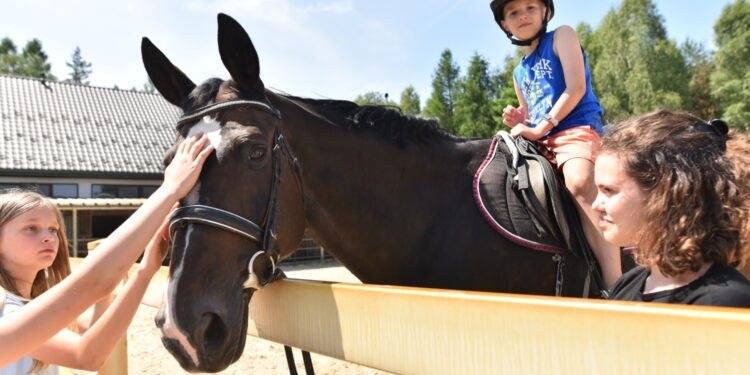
(473, 131, 605, 294)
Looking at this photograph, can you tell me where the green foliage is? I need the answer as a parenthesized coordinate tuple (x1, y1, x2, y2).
(0, 37, 56, 80)
(422, 48, 519, 137)
(490, 53, 521, 131)
(588, 0, 689, 122)
(711, 0, 750, 131)
(454, 53, 495, 137)
(143, 78, 156, 94)
(576, 22, 596, 62)
(65, 46, 93, 85)
(0, 38, 15, 54)
(0, 37, 21, 74)
(353, 91, 397, 106)
(423, 49, 461, 133)
(680, 39, 718, 120)
(399, 86, 421, 115)
(18, 39, 55, 80)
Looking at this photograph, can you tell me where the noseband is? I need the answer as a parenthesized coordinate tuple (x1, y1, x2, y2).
(168, 99, 302, 290)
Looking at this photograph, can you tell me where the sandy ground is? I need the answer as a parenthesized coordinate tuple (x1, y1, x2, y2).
(72, 260, 390, 374)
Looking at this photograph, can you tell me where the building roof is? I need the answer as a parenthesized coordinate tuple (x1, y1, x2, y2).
(51, 197, 146, 209)
(0, 74, 181, 179)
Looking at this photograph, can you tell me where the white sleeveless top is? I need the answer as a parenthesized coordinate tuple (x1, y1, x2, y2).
(0, 291, 59, 375)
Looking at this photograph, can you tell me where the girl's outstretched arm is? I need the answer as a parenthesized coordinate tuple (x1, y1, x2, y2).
(0, 134, 213, 367)
(27, 215, 172, 370)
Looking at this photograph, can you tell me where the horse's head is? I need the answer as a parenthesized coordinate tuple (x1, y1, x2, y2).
(142, 14, 304, 372)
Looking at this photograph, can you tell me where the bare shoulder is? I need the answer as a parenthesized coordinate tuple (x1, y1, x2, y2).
(553, 25, 579, 43)
(553, 26, 582, 56)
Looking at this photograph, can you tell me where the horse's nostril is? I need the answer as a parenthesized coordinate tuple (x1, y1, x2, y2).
(196, 312, 228, 352)
(154, 309, 166, 328)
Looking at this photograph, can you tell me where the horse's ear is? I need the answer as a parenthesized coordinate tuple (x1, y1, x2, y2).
(217, 13, 264, 95)
(141, 37, 196, 108)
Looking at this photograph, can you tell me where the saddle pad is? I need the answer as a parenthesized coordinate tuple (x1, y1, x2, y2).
(473, 137, 566, 254)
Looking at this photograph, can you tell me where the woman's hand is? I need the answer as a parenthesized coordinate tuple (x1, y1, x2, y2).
(162, 134, 214, 198)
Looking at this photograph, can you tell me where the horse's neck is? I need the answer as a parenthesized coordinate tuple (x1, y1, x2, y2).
(276, 97, 490, 282)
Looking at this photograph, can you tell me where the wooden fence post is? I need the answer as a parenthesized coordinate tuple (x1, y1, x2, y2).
(86, 239, 129, 375)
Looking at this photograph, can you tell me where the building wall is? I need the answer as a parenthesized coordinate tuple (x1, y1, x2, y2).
(0, 176, 161, 198)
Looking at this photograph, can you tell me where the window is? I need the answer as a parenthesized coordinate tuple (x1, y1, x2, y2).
(92, 184, 159, 198)
(52, 184, 78, 198)
(141, 186, 158, 197)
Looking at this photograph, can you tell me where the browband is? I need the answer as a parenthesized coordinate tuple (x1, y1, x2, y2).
(177, 100, 281, 128)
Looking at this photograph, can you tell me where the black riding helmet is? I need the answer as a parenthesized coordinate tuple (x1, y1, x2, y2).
(490, 0, 555, 46)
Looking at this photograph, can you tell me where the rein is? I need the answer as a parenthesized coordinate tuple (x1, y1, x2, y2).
(169, 99, 303, 290)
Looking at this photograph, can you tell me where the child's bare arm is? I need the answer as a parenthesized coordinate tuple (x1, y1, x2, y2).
(548, 25, 587, 123)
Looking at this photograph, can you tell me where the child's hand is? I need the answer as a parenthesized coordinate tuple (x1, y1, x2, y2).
(510, 124, 527, 138)
(141, 205, 175, 273)
(162, 134, 214, 198)
(502, 105, 526, 127)
(511, 124, 546, 141)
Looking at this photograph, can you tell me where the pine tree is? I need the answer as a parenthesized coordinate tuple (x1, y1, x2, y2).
(454, 53, 495, 137)
(66, 46, 93, 84)
(19, 39, 56, 80)
(589, 0, 689, 122)
(399, 86, 421, 115)
(711, 0, 750, 131)
(0, 37, 14, 54)
(143, 78, 156, 94)
(423, 49, 460, 133)
(490, 53, 522, 132)
(0, 37, 21, 74)
(681, 39, 718, 121)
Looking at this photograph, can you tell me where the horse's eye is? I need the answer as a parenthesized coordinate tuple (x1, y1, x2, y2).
(249, 146, 266, 160)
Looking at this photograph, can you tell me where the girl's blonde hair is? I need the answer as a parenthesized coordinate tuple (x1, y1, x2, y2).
(0, 189, 71, 371)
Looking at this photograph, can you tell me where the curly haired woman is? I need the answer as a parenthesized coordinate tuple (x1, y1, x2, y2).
(593, 109, 750, 307)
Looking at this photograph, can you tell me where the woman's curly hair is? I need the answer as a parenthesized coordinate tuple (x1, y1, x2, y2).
(599, 109, 750, 277)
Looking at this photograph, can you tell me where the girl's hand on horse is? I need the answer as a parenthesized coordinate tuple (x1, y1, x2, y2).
(141, 204, 175, 273)
(163, 134, 214, 198)
(503, 105, 526, 127)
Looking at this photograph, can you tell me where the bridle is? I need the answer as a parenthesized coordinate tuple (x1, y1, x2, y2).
(168, 99, 303, 290)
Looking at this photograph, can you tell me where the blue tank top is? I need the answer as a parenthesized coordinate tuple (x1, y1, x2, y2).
(513, 29, 603, 136)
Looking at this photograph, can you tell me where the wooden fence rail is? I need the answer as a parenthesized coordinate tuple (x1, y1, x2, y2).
(74, 262, 750, 374)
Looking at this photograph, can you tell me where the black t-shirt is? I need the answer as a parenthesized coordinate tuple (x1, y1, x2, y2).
(609, 263, 750, 308)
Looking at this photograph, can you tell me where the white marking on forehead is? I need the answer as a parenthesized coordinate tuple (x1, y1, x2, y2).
(186, 116, 222, 150)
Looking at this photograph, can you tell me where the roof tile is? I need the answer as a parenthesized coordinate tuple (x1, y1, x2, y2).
(0, 74, 180, 176)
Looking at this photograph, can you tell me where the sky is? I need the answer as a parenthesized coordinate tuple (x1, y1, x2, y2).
(0, 0, 735, 106)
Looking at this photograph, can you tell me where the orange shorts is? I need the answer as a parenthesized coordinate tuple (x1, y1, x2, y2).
(539, 126, 601, 168)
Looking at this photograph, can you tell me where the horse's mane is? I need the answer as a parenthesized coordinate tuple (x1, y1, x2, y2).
(179, 81, 454, 148)
(283, 95, 454, 148)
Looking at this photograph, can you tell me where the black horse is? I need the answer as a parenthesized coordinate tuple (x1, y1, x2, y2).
(142, 14, 599, 372)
